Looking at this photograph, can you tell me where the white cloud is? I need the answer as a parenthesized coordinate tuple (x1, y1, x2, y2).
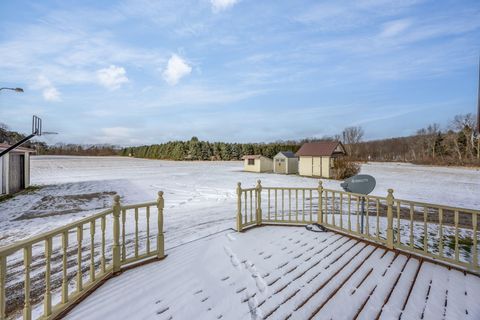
(162, 54, 192, 86)
(96, 126, 141, 144)
(97, 65, 129, 90)
(210, 0, 238, 13)
(380, 19, 411, 38)
(35, 75, 61, 102)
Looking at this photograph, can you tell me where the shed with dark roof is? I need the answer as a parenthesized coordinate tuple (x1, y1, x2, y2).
(295, 141, 346, 178)
(273, 151, 298, 174)
(0, 143, 36, 195)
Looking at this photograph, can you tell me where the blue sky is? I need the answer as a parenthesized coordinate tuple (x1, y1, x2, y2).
(0, 0, 479, 146)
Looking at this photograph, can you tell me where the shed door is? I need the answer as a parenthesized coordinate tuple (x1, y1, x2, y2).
(9, 154, 25, 193)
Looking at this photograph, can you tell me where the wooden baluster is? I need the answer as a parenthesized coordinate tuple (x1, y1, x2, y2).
(121, 209, 126, 261)
(0, 255, 5, 320)
(23, 246, 32, 320)
(331, 191, 336, 226)
(473, 213, 478, 270)
(236, 183, 242, 231)
(146, 206, 151, 253)
(356, 196, 360, 233)
(324, 190, 328, 225)
(288, 189, 292, 221)
(275, 189, 278, 221)
(156, 191, 165, 259)
(268, 189, 271, 221)
(282, 189, 285, 221)
(77, 226, 83, 292)
(397, 201, 401, 245)
(135, 208, 139, 258)
(410, 204, 414, 249)
(454, 210, 459, 261)
(89, 221, 95, 283)
(302, 189, 305, 222)
(423, 206, 428, 254)
(101, 216, 106, 273)
(365, 197, 369, 236)
(244, 191, 247, 224)
(61, 231, 69, 303)
(295, 189, 299, 221)
(348, 194, 352, 232)
(309, 189, 313, 222)
(376, 199, 380, 239)
(438, 208, 443, 257)
(340, 193, 343, 229)
(250, 190, 253, 222)
(44, 238, 52, 317)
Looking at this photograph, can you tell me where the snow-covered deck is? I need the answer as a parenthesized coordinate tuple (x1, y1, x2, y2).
(65, 226, 480, 320)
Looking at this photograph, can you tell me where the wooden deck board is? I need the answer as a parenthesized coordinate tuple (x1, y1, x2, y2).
(65, 226, 480, 320)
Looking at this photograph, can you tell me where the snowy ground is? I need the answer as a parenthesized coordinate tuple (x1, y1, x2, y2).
(2, 156, 479, 248)
(66, 226, 480, 320)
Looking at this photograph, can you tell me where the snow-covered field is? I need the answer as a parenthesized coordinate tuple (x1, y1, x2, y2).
(1, 156, 479, 248)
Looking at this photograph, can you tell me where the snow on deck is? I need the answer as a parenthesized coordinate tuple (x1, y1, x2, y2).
(65, 227, 480, 320)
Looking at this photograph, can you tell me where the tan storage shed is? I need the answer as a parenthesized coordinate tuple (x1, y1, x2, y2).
(296, 141, 346, 178)
(273, 151, 298, 174)
(0, 143, 35, 195)
(242, 155, 273, 173)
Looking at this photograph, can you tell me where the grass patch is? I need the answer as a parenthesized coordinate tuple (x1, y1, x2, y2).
(0, 185, 43, 203)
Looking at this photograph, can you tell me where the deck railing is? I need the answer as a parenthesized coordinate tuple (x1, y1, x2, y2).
(0, 192, 165, 320)
(236, 180, 480, 274)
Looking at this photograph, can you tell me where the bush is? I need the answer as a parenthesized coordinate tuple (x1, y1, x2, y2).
(332, 158, 360, 180)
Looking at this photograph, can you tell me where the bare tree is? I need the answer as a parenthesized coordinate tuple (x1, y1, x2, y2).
(342, 126, 364, 158)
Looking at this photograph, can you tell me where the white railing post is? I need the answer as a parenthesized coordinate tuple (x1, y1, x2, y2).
(236, 182, 242, 231)
(256, 180, 262, 226)
(386, 189, 394, 249)
(318, 180, 323, 225)
(112, 195, 121, 273)
(156, 191, 165, 259)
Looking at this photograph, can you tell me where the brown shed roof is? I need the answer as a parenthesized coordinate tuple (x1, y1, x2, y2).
(295, 141, 345, 157)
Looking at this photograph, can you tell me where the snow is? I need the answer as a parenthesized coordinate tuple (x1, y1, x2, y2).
(65, 226, 480, 320)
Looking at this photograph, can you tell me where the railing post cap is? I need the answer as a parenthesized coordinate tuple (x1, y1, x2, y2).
(113, 195, 121, 204)
(318, 180, 323, 187)
(158, 191, 164, 197)
(257, 179, 261, 185)
(237, 182, 241, 188)
(387, 188, 394, 194)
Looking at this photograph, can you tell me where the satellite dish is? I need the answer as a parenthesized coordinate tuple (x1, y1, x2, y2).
(341, 174, 376, 195)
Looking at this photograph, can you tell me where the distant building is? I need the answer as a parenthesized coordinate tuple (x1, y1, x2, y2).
(242, 155, 273, 173)
(296, 141, 346, 178)
(273, 151, 298, 174)
(0, 143, 35, 195)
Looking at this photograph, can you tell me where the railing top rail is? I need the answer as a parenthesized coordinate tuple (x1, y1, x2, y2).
(0, 208, 114, 257)
(241, 187, 257, 192)
(322, 188, 388, 200)
(262, 187, 318, 191)
(394, 198, 480, 214)
(121, 201, 157, 210)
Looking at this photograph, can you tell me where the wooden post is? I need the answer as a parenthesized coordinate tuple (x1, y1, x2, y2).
(236, 182, 242, 231)
(44, 238, 52, 317)
(23, 246, 32, 320)
(112, 195, 121, 273)
(386, 189, 394, 249)
(317, 180, 323, 225)
(156, 191, 165, 259)
(256, 180, 262, 226)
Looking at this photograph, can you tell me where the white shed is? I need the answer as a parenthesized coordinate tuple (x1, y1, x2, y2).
(273, 151, 298, 174)
(242, 155, 273, 173)
(0, 143, 35, 195)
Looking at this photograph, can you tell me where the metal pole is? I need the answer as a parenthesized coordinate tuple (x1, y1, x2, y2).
(0, 134, 36, 157)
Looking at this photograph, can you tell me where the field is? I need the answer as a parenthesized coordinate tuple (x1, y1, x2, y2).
(2, 156, 480, 249)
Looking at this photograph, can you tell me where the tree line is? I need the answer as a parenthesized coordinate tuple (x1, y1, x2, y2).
(1, 113, 479, 165)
